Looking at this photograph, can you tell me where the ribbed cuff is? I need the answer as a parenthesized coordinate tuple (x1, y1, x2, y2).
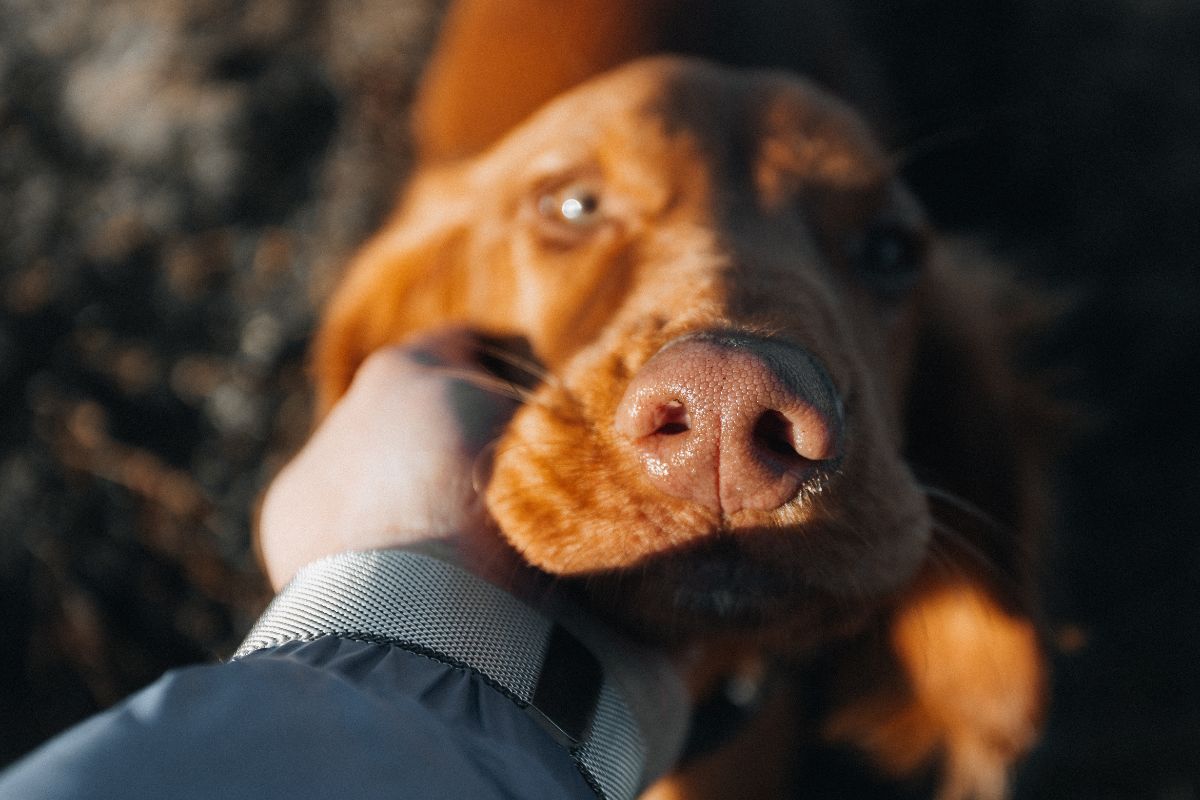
(235, 549, 687, 800)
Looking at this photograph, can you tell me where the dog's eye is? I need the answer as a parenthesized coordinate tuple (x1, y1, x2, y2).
(537, 182, 603, 228)
(855, 223, 926, 296)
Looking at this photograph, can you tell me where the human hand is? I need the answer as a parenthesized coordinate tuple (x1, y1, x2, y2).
(257, 329, 692, 781)
(257, 328, 521, 590)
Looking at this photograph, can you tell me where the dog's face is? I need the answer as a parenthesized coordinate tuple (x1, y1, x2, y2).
(319, 57, 935, 647)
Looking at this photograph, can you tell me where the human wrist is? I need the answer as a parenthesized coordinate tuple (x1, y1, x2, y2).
(237, 548, 688, 799)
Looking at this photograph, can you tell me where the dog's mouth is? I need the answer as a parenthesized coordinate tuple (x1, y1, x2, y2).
(572, 532, 834, 642)
(655, 563, 798, 625)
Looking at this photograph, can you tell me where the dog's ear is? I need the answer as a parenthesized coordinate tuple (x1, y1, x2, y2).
(312, 182, 472, 413)
(902, 245, 1061, 604)
(413, 0, 689, 163)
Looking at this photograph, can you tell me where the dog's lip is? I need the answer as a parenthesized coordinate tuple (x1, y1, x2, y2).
(621, 571, 807, 633)
(582, 567, 803, 634)
(620, 537, 802, 613)
(668, 574, 796, 614)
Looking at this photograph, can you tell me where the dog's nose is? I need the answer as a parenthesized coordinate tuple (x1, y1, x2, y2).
(614, 334, 842, 515)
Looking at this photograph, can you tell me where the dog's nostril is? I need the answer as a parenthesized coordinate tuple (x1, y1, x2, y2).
(752, 410, 804, 462)
(615, 334, 842, 514)
(651, 399, 690, 436)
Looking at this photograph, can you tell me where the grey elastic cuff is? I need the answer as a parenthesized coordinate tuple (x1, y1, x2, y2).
(235, 549, 686, 800)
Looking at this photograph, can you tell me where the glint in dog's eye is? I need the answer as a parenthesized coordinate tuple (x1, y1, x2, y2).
(538, 182, 603, 227)
(856, 223, 927, 296)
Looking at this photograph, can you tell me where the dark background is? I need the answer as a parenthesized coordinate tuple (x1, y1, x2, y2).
(1, 1, 1197, 796)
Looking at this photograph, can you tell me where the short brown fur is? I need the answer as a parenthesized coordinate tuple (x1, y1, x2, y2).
(312, 6, 1051, 798)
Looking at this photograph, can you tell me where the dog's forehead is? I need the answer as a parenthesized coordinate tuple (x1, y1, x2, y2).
(491, 56, 891, 190)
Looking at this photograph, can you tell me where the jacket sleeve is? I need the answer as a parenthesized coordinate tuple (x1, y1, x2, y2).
(0, 549, 688, 800)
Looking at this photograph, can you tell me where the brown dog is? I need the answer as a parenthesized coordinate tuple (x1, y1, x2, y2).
(311, 6, 1051, 799)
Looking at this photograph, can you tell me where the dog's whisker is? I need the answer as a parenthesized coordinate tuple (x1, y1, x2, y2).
(925, 520, 1019, 595)
(922, 534, 974, 583)
(425, 365, 537, 403)
(823, 510, 873, 554)
(925, 481, 1038, 557)
(927, 519, 991, 565)
(918, 483, 1009, 535)
(476, 341, 556, 387)
(470, 437, 502, 495)
(889, 106, 1026, 172)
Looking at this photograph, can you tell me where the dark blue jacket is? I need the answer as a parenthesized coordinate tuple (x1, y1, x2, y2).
(0, 550, 687, 800)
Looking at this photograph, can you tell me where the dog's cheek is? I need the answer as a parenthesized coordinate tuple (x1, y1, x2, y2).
(484, 401, 712, 575)
(483, 406, 629, 574)
(847, 286, 924, 431)
(754, 386, 930, 608)
(826, 450, 931, 595)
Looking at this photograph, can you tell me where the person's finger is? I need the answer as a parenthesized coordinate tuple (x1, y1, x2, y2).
(352, 328, 521, 455)
(257, 328, 523, 589)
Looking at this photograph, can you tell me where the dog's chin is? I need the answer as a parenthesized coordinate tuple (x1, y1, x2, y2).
(572, 534, 884, 651)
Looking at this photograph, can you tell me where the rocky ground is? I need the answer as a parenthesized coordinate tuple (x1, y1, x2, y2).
(1, 1, 1197, 796)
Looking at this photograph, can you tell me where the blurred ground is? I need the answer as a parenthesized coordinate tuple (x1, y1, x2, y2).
(1, 1, 1197, 796)
(0, 0, 444, 757)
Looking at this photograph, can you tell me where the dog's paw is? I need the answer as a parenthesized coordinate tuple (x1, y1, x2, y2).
(825, 580, 1044, 800)
(897, 581, 1044, 800)
(934, 728, 1020, 800)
